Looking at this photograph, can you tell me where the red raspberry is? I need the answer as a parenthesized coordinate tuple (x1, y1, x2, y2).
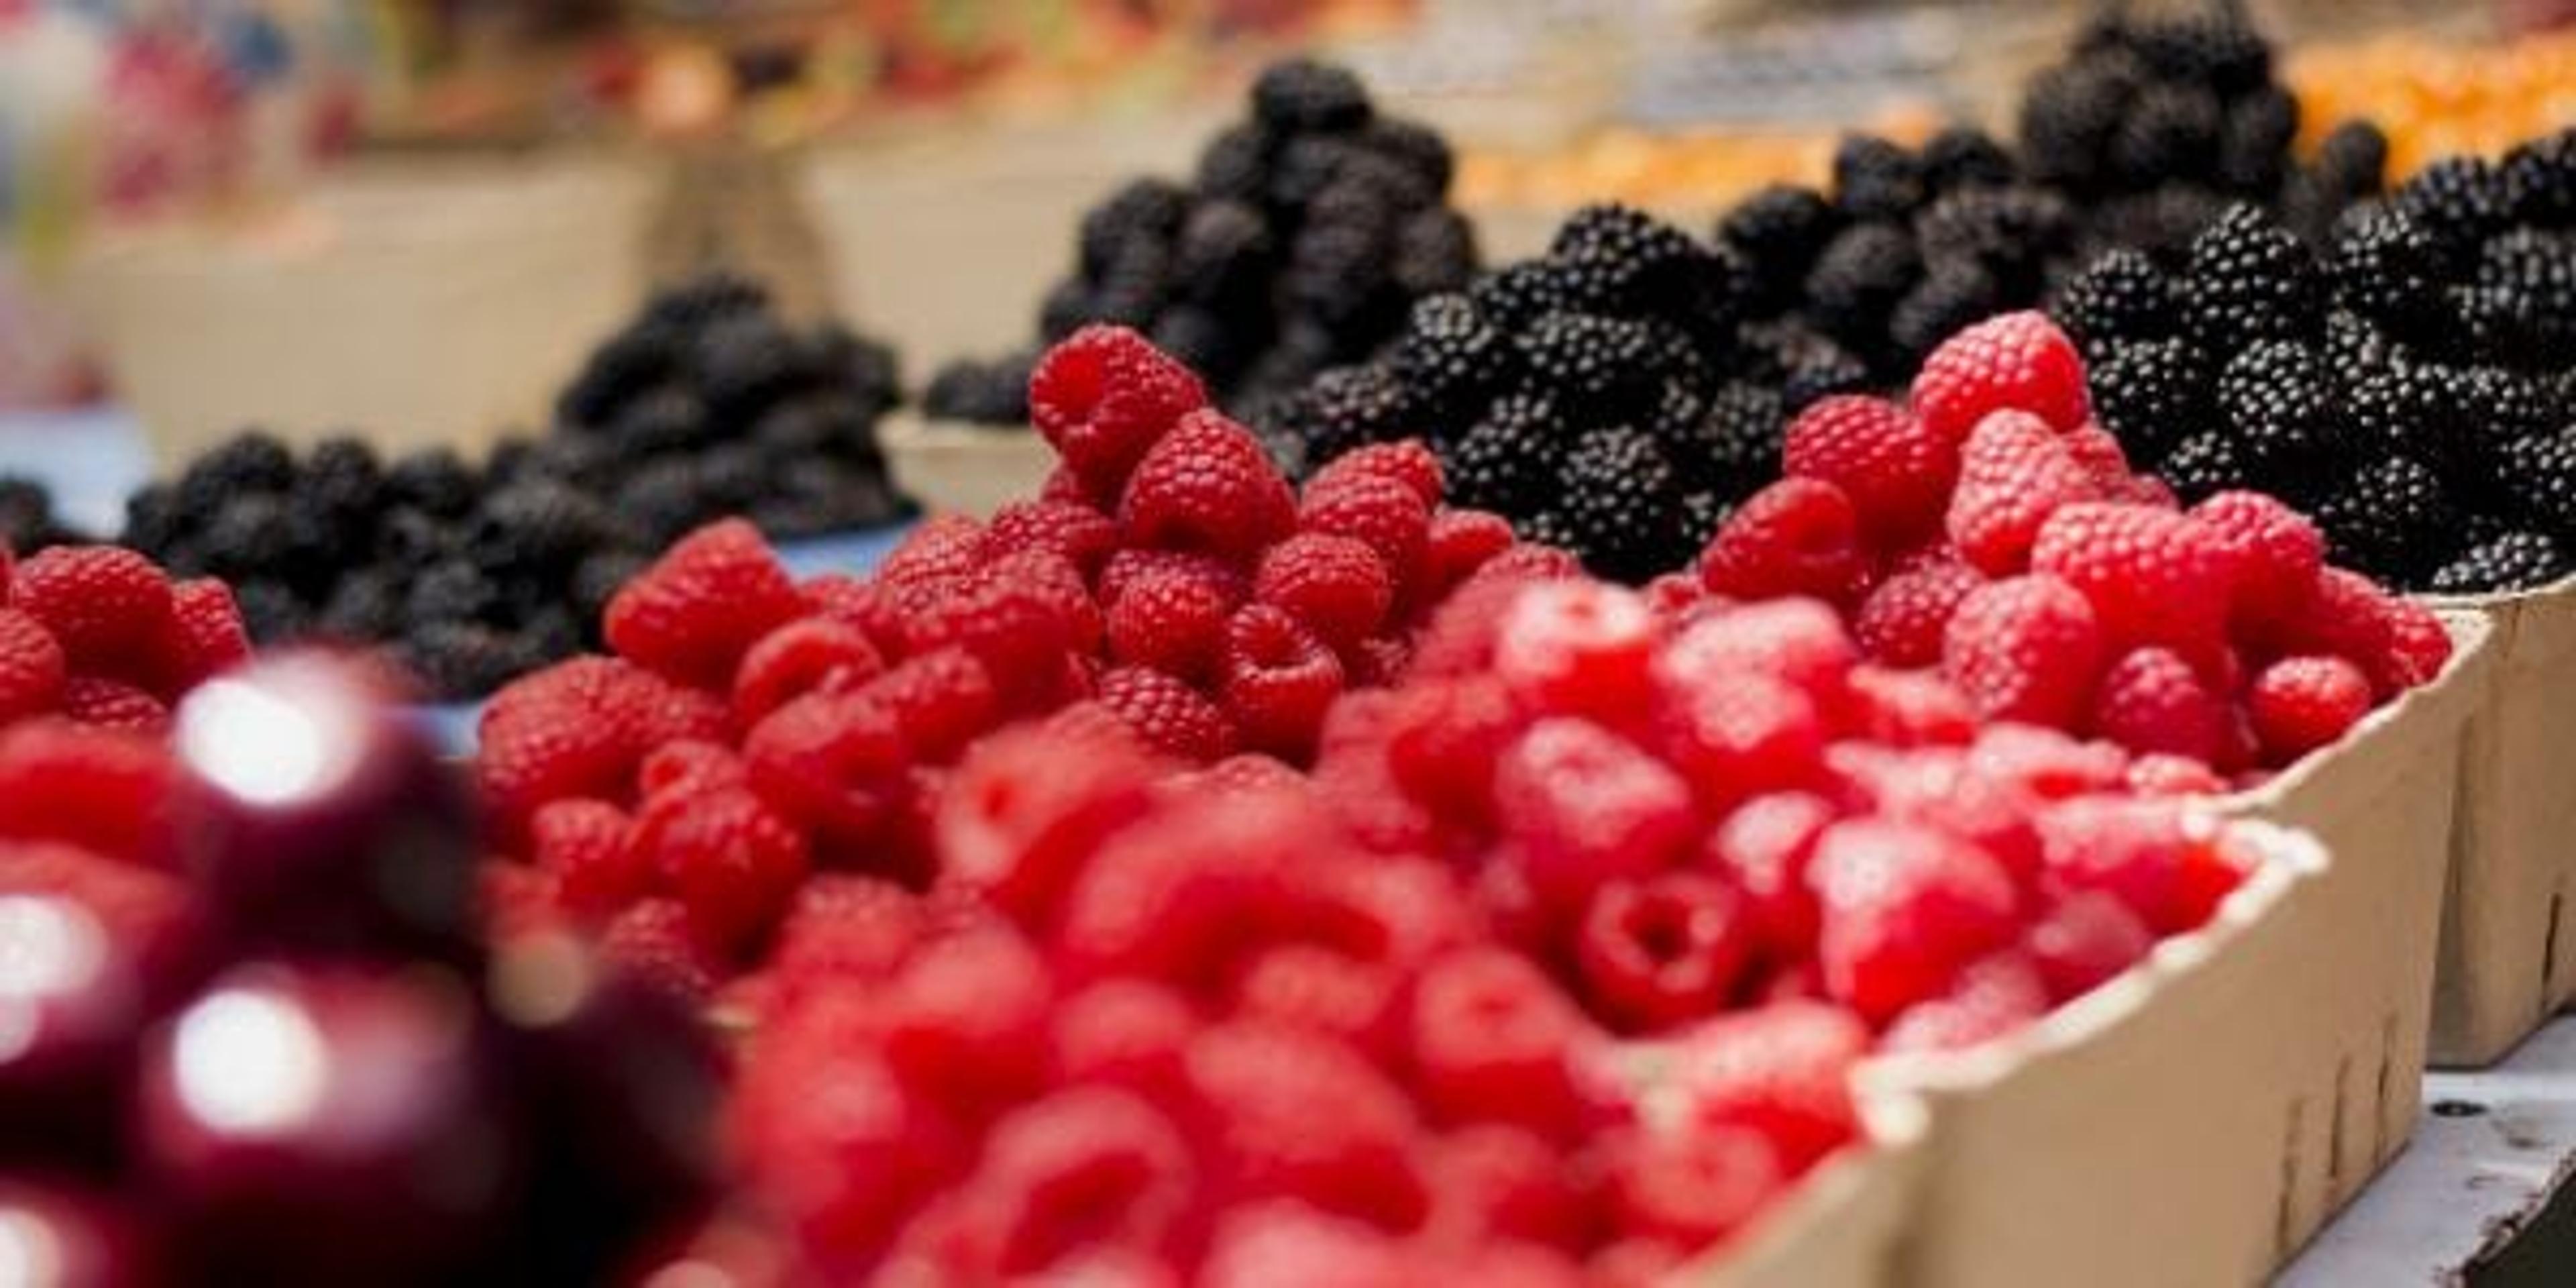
(729, 1031, 966, 1262)
(1183, 1020, 1428, 1227)
(997, 549, 1104, 655)
(743, 689, 909, 849)
(2089, 646, 2230, 764)
(1602, 1125, 1784, 1248)
(2036, 798, 2244, 935)
(1409, 947, 1603, 1142)
(2248, 655, 2373, 764)
(477, 861, 563, 945)
(1851, 749, 2045, 888)
(1841, 665, 1978, 747)
(11, 547, 174, 681)
(161, 579, 251, 692)
(877, 514, 989, 588)
(1811, 818, 2021, 1023)
(1038, 462, 1103, 507)
(0, 722, 174, 867)
(2190, 491, 2324, 627)
(1300, 472, 1434, 588)
(805, 574, 907, 657)
(938, 724, 1157, 926)
(857, 648, 1004, 766)
(0, 608, 66, 724)
(898, 570, 1077, 714)
(1313, 441, 1445, 508)
(1201, 1204, 1413, 1288)
(1493, 718, 1697, 912)
(637, 782, 810, 952)
(606, 519, 808, 688)
(2062, 423, 2143, 494)
(2247, 568, 2396, 686)
(531, 798, 649, 920)
(1052, 979, 1197, 1106)
(985, 499, 1120, 577)
(1493, 581, 1656, 721)
(1966, 724, 2129, 800)
(1233, 945, 1401, 1063)
(1782, 395, 1956, 547)
(1945, 409, 2105, 576)
(1881, 949, 2051, 1053)
(640, 739, 751, 797)
(2023, 890, 2153, 1002)
(1425, 1124, 1590, 1250)
(880, 926, 1054, 1117)
(1909, 310, 2089, 445)
(1665, 999, 1867, 1172)
(1381, 676, 1524, 827)
(598, 897, 728, 1003)
(1652, 673, 1825, 809)
(1096, 665, 1236, 763)
(763, 875, 928, 1002)
(1055, 788, 1324, 985)
(1655, 598, 1858, 702)
(1096, 548, 1246, 610)
(1421, 508, 1517, 595)
(1703, 793, 1833, 964)
(1106, 572, 1234, 682)
(1943, 574, 2106, 728)
(1696, 478, 1866, 604)
(1254, 533, 1394, 651)
(1575, 871, 1754, 1031)
(2377, 597, 2454, 692)
(1120, 409, 1297, 563)
(1220, 605, 1345, 761)
(2125, 752, 2228, 797)
(0, 840, 197, 973)
(1853, 557, 1984, 667)
(957, 1087, 1197, 1275)
(1029, 325, 1209, 494)
(1640, 572, 1707, 625)
(2031, 502, 2233, 657)
(731, 619, 886, 731)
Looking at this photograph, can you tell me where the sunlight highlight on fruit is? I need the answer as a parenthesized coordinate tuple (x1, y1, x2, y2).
(176, 678, 343, 808)
(169, 984, 329, 1135)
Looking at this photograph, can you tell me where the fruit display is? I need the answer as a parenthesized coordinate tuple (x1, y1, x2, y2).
(0, 651, 720, 1282)
(2289, 28, 2576, 181)
(0, 476, 84, 553)
(117, 274, 913, 699)
(474, 326, 1534, 991)
(0, 542, 251, 734)
(2057, 132, 2576, 594)
(922, 59, 1480, 427)
(1705, 311, 2449, 772)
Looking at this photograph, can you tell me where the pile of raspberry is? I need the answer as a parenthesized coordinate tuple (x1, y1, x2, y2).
(0, 541, 252, 736)
(475, 325, 1532, 991)
(923, 59, 1477, 425)
(2059, 133, 2576, 594)
(1702, 311, 2453, 777)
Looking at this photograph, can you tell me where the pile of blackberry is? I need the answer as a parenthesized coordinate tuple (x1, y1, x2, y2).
(2057, 129, 2576, 594)
(922, 58, 1477, 425)
(1263, 203, 1776, 583)
(121, 274, 914, 698)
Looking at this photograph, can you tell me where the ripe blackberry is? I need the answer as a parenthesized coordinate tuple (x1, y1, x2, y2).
(2499, 431, 2576, 538)
(2312, 121, 2392, 199)
(1392, 208, 1479, 298)
(1469, 260, 1573, 331)
(1831, 136, 1925, 222)
(2053, 248, 2175, 352)
(407, 559, 501, 629)
(1194, 124, 1272, 205)
(2109, 86, 2220, 190)
(1682, 380, 1789, 494)
(2019, 60, 2137, 191)
(1888, 263, 2003, 360)
(557, 325, 679, 427)
(2326, 207, 2449, 335)
(1251, 58, 1372, 133)
(2179, 203, 2323, 351)
(2429, 531, 2570, 595)
(1516, 313, 1670, 414)
(1445, 394, 1559, 513)
(405, 621, 543, 700)
(1365, 118, 1456, 195)
(2343, 360, 2467, 474)
(1920, 127, 2018, 193)
(2083, 185, 2231, 264)
(573, 549, 651, 625)
(1739, 322, 1868, 411)
(924, 353, 1037, 425)
(2157, 429, 2249, 504)
(1173, 201, 1275, 304)
(2218, 88, 2299, 195)
(2394, 156, 2510, 270)
(473, 478, 621, 575)
(231, 579, 311, 642)
(1548, 203, 1729, 322)
(1560, 426, 1687, 583)
(198, 493, 303, 580)
(384, 447, 479, 519)
(1279, 363, 1413, 466)
(1393, 294, 1511, 427)
(2089, 337, 2213, 462)
(2499, 129, 2576, 225)
(2467, 228, 2576, 362)
(2127, 11, 2271, 95)
(2315, 455, 2460, 581)
(1804, 223, 1921, 358)
(122, 484, 180, 553)
(644, 273, 766, 329)
(1913, 187, 2075, 282)
(174, 431, 295, 521)
(319, 568, 405, 640)
(1078, 178, 1189, 280)
(2216, 340, 2336, 480)
(612, 388, 715, 456)
(1719, 185, 1842, 309)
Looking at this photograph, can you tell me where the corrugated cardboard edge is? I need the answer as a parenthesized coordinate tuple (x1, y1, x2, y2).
(2421, 572, 2576, 1067)
(1686, 1094, 1929, 1288)
(1854, 614, 2498, 1288)
(879, 412, 1055, 521)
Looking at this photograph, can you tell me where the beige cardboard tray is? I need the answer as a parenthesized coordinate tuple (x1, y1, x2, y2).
(1692, 1095, 1927, 1288)
(879, 412, 1056, 521)
(1866, 614, 2497, 1288)
(2425, 574, 2576, 1066)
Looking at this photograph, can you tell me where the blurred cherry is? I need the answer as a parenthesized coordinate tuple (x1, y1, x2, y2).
(170, 651, 478, 965)
(0, 871, 198, 1172)
(0, 1179, 159, 1288)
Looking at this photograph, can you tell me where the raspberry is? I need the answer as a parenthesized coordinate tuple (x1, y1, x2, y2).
(1120, 409, 1297, 563)
(2023, 890, 2153, 1002)
(2377, 598, 2454, 691)
(1421, 508, 1517, 596)
(1254, 533, 1394, 651)
(478, 862, 564, 945)
(162, 578, 251, 692)
(2037, 798, 2243, 935)
(1105, 564, 1236, 682)
(993, 549, 1104, 657)
(1945, 409, 2106, 576)
(1220, 605, 1345, 761)
(731, 619, 887, 731)
(2189, 491, 2323, 629)
(2125, 753, 2228, 797)
(638, 782, 810, 951)
(1852, 557, 1983, 667)
(1702, 792, 1833, 959)
(1201, 1204, 1413, 1288)
(1491, 582, 1656, 721)
(1652, 674, 1824, 810)
(938, 724, 1158, 926)
(2248, 655, 2373, 764)
(1602, 1126, 1784, 1249)
(1881, 950, 2051, 1053)
(1409, 947, 1603, 1143)
(1493, 718, 1696, 912)
(1312, 441, 1445, 508)
(880, 926, 1054, 1117)
(0, 723, 174, 867)
(1378, 676, 1522, 827)
(1053, 979, 1197, 1106)
(1782, 396, 1957, 547)
(1842, 665, 1978, 747)
(11, 547, 174, 682)
(859, 649, 1005, 766)
(1055, 788, 1325, 985)
(877, 515, 990, 589)
(1299, 472, 1434, 586)
(2089, 646, 2229, 764)
(729, 1037, 966, 1261)
(1943, 574, 2106, 728)
(1911, 311, 2090, 445)
(1655, 598, 1859, 702)
(1966, 723, 2129, 801)
(1575, 872, 1754, 1032)
(1028, 325, 1209, 495)
(899, 571, 1078, 714)
(1426, 1125, 1589, 1250)
(532, 798, 651, 920)
(2247, 568, 2396, 688)
(599, 898, 728, 1003)
(984, 500, 1120, 578)
(1183, 1020, 1428, 1228)
(956, 1088, 1196, 1275)
(0, 608, 64, 724)
(743, 690, 909, 850)
(2031, 502, 2233, 658)
(1097, 548, 1246, 612)
(1696, 478, 1866, 604)
(1811, 818, 2021, 1023)
(1096, 665, 1238, 763)
(606, 519, 808, 688)
(1233, 945, 1402, 1062)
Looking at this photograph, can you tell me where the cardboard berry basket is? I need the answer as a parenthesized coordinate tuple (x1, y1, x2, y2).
(1686, 1095, 1927, 1288)
(2422, 574, 2576, 1066)
(877, 410, 1057, 520)
(1865, 615, 2498, 1288)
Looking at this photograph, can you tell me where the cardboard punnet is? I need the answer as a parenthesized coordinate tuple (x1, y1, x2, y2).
(879, 412, 1057, 520)
(2425, 574, 2576, 1066)
(1862, 614, 2496, 1288)
(1691, 1095, 1927, 1288)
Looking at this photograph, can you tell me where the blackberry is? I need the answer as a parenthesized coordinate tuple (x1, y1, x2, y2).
(1092, 237, 1175, 326)
(1392, 209, 1479, 298)
(122, 484, 181, 553)
(1913, 187, 2074, 281)
(1831, 136, 1925, 222)
(1392, 294, 1510, 427)
(612, 388, 714, 456)
(1919, 127, 2017, 193)
(924, 354, 1036, 425)
(1682, 380, 1788, 493)
(1681, 490, 1732, 545)
(1279, 363, 1413, 466)
(378, 506, 463, 568)
(2326, 207, 2448, 335)
(1077, 178, 1189, 280)
(407, 559, 501, 629)
(2217, 87, 2299, 196)
(2499, 129, 2576, 225)
(2428, 532, 2570, 595)
(1148, 307, 1244, 380)
(1559, 426, 1686, 583)
(2312, 121, 2391, 199)
(1804, 223, 1921, 359)
(1363, 118, 1456, 197)
(2394, 156, 2510, 270)
(2083, 185, 2229, 264)
(1547, 204, 1727, 321)
(2343, 360, 2469, 474)
(644, 273, 765, 329)
(1445, 394, 1559, 513)
(405, 622, 543, 701)
(2052, 248, 2175, 352)
(622, 460, 716, 546)
(1888, 263, 2002, 361)
(305, 436, 384, 519)
(319, 568, 406, 639)
(1250, 58, 1372, 134)
(2215, 340, 2336, 480)
(573, 549, 651, 625)
(2019, 60, 2138, 191)
(1717, 185, 1841, 308)
(473, 478, 619, 575)
(2109, 86, 2220, 189)
(2127, 12, 2270, 95)
(175, 431, 295, 519)
(2157, 429, 2249, 504)
(1173, 201, 1275, 305)
(1517, 313, 1670, 414)
(2090, 337, 2214, 462)
(1038, 278, 1099, 341)
(384, 447, 478, 519)
(2467, 228, 2576, 362)
(230, 580, 311, 642)
(556, 325, 677, 427)
(1194, 125, 1273, 205)
(2179, 203, 2322, 351)
(1470, 261, 1573, 331)
(2314, 454, 2460, 581)
(2499, 431, 2576, 537)
(199, 494, 301, 579)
